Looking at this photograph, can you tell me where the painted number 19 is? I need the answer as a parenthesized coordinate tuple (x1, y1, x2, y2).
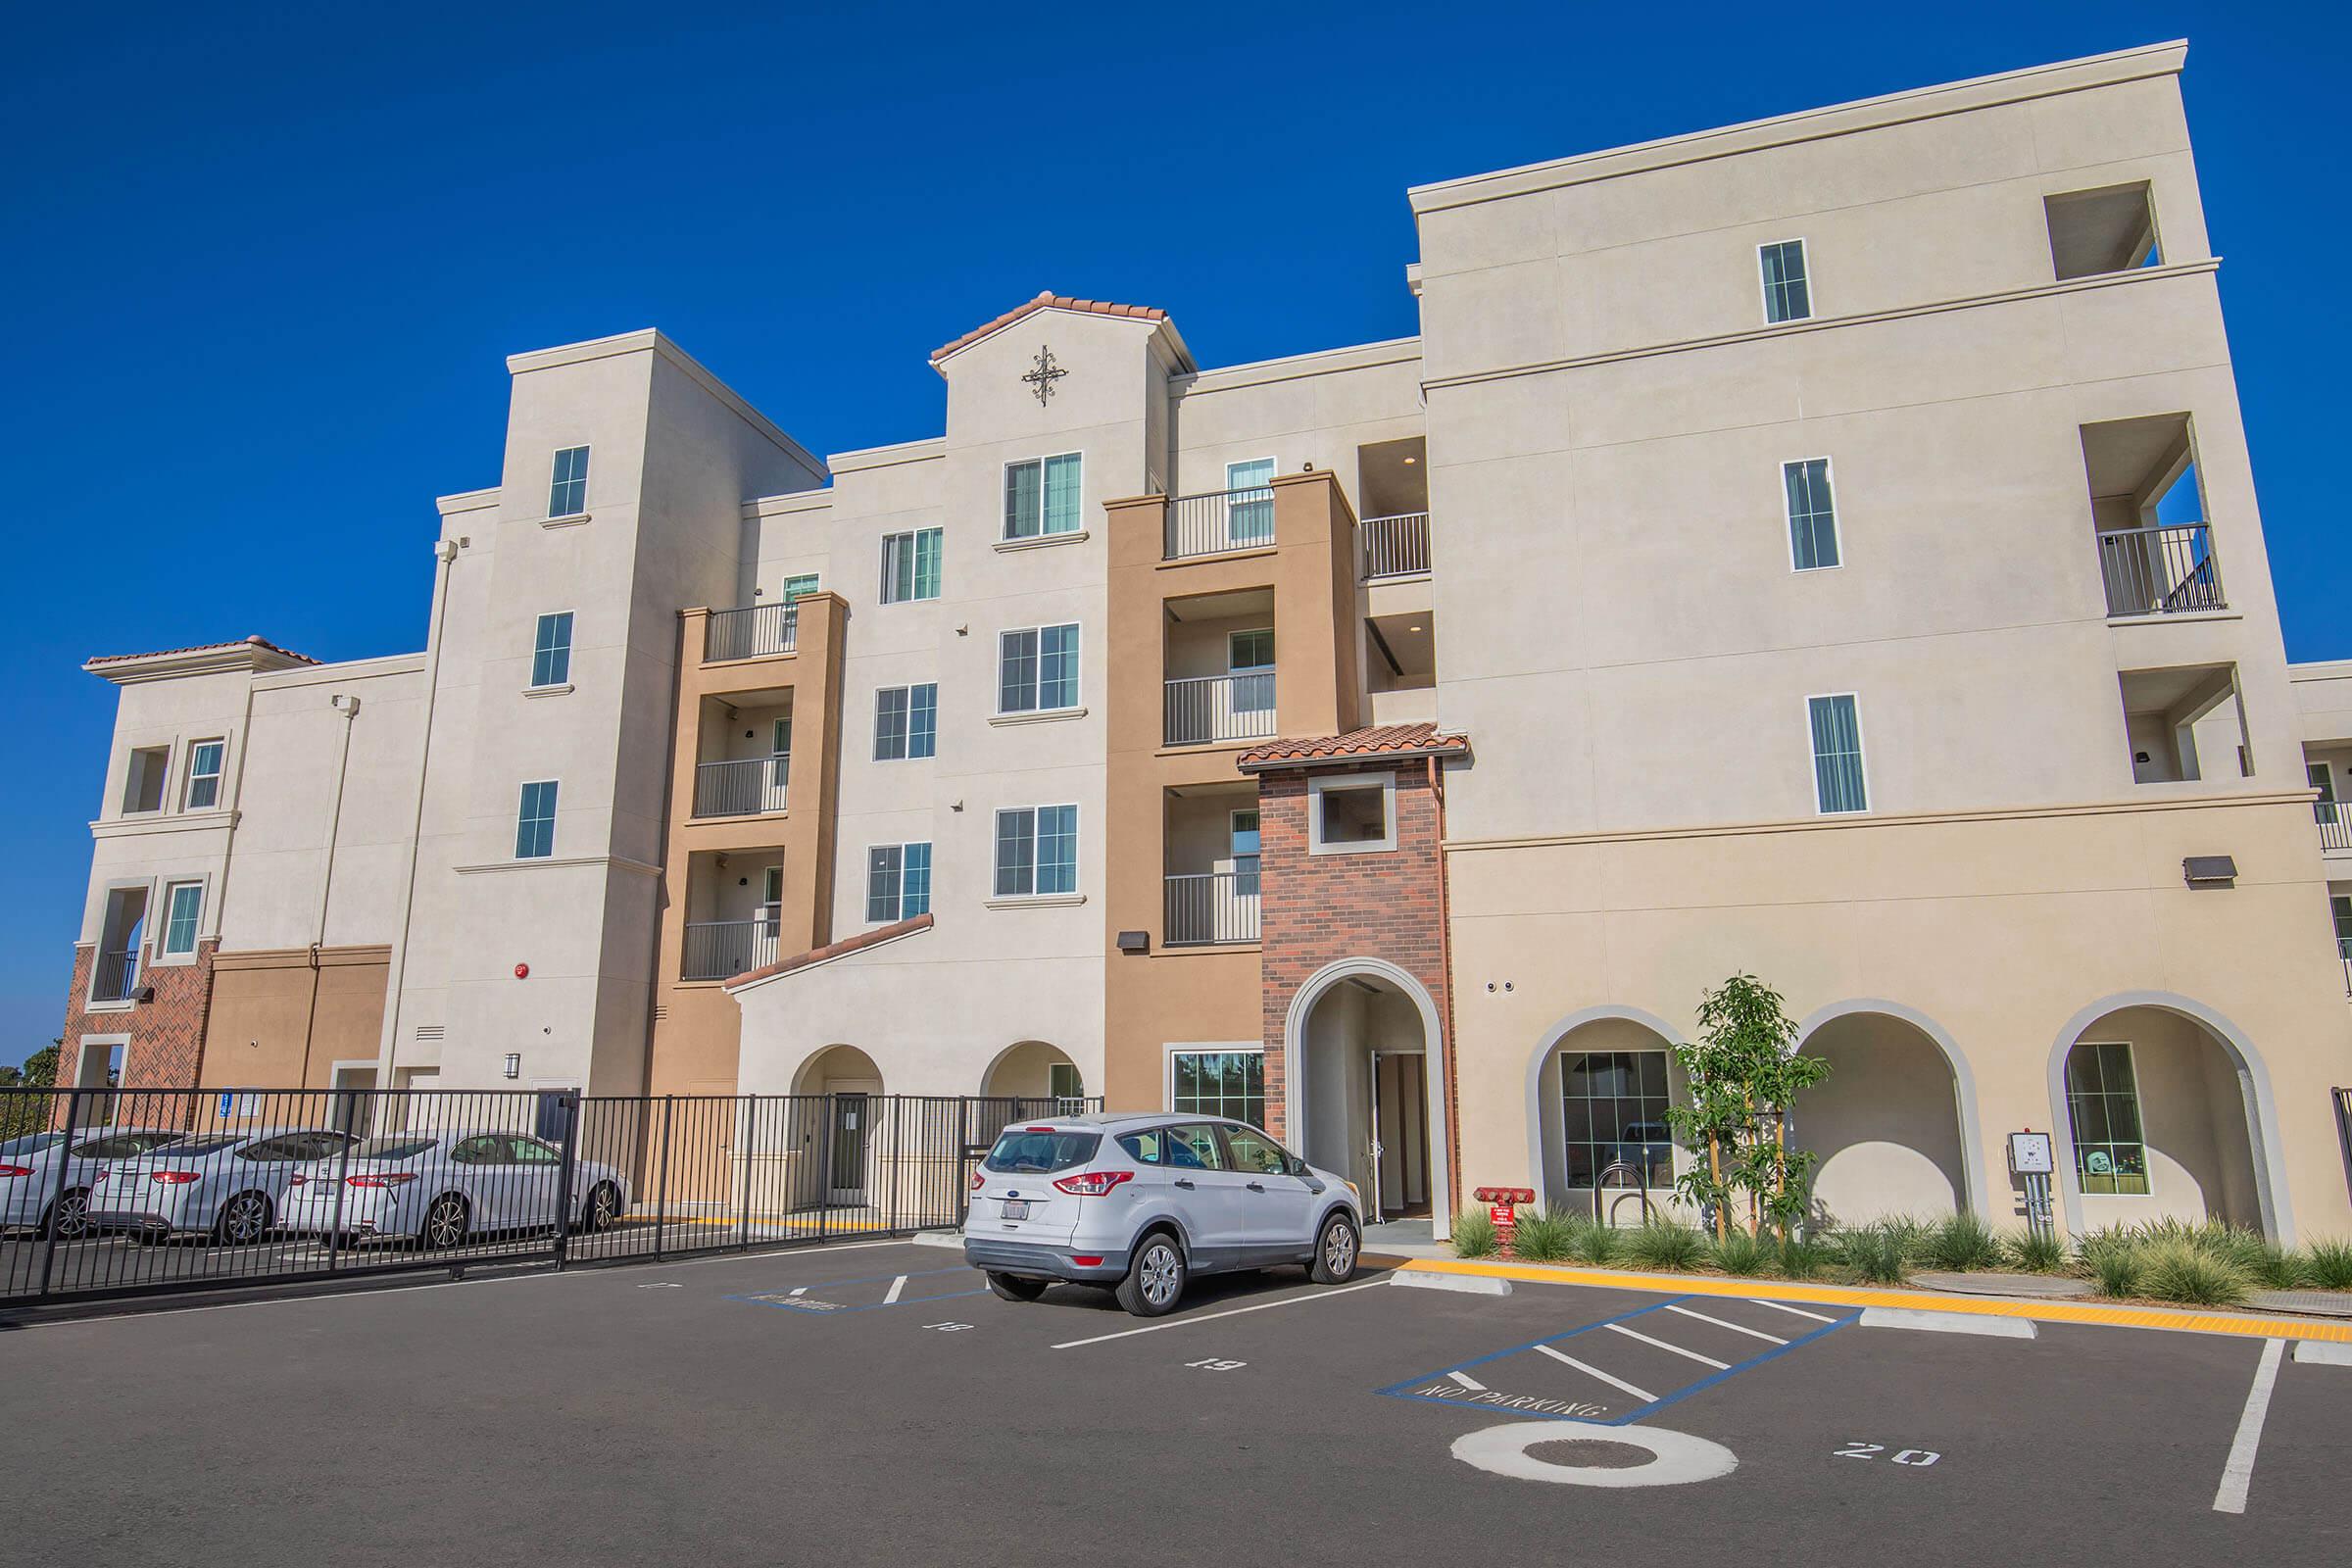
(1186, 1357, 1247, 1372)
(1837, 1442, 1940, 1466)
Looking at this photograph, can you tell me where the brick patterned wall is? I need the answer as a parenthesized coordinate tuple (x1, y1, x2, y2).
(1256, 765, 1452, 1165)
(56, 939, 219, 1125)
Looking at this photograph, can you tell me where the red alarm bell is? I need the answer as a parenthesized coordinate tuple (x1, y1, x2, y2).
(514, 962, 529, 979)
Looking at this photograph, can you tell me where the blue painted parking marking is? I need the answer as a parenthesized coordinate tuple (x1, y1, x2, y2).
(727, 1266, 986, 1315)
(1378, 1294, 1860, 1424)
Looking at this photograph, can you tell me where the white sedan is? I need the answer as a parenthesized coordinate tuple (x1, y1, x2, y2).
(279, 1130, 628, 1248)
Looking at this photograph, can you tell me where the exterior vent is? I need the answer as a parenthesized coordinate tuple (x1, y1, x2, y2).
(2182, 856, 2237, 888)
(414, 1024, 446, 1042)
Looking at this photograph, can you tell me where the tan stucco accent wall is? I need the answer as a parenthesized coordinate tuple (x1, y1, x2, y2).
(201, 945, 393, 1091)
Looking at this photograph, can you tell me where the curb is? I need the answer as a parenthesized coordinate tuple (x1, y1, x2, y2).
(1398, 1257, 2352, 1344)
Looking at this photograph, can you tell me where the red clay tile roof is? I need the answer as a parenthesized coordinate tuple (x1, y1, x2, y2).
(85, 635, 319, 667)
(1236, 721, 1470, 772)
(931, 291, 1168, 363)
(725, 912, 934, 989)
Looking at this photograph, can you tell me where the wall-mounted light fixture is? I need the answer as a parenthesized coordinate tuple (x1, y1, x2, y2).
(503, 1053, 521, 1079)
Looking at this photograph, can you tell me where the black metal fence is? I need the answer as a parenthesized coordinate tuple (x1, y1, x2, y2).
(0, 1087, 1098, 1306)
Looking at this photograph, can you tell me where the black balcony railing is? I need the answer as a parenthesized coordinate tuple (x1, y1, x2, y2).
(2097, 523, 2225, 617)
(1164, 672, 1277, 746)
(1164, 486, 1276, 561)
(90, 950, 141, 1003)
(1359, 512, 1430, 579)
(682, 918, 780, 982)
(1164, 870, 1262, 946)
(704, 603, 798, 662)
(693, 756, 790, 818)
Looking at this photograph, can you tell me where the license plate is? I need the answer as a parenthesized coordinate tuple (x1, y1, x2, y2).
(1001, 1200, 1031, 1220)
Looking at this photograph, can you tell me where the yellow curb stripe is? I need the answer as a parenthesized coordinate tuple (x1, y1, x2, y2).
(1399, 1257, 2352, 1344)
(612, 1215, 903, 1233)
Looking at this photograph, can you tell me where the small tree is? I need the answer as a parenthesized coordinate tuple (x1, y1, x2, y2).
(1664, 975, 1831, 1240)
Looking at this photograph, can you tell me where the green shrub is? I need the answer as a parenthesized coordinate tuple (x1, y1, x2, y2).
(2004, 1227, 2068, 1274)
(1917, 1211, 2002, 1273)
(1509, 1207, 1575, 1263)
(2304, 1238, 2352, 1292)
(1567, 1215, 1625, 1266)
(2138, 1240, 2254, 1307)
(1838, 1221, 1911, 1285)
(2078, 1228, 2144, 1298)
(1450, 1209, 1497, 1259)
(1623, 1219, 1706, 1270)
(1709, 1228, 1766, 1278)
(1774, 1234, 1834, 1280)
(2249, 1242, 2306, 1292)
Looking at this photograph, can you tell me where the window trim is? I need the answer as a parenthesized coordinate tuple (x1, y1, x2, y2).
(1162, 1042, 1268, 1127)
(1757, 237, 1813, 325)
(1002, 452, 1085, 541)
(996, 622, 1083, 716)
(547, 445, 592, 521)
(878, 526, 944, 606)
(1782, 457, 1841, 573)
(529, 610, 577, 690)
(514, 778, 560, 860)
(2064, 1039, 2152, 1197)
(1307, 770, 1398, 856)
(155, 878, 207, 964)
(181, 738, 227, 811)
(1224, 456, 1279, 545)
(991, 803, 1080, 902)
(864, 840, 933, 924)
(1805, 692, 1870, 816)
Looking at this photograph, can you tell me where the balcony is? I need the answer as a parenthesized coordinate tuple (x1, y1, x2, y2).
(704, 603, 798, 662)
(2098, 524, 2225, 617)
(1359, 512, 1430, 580)
(1164, 871, 1260, 947)
(2319, 806, 2352, 854)
(90, 949, 141, 1004)
(1165, 672, 1277, 747)
(1164, 486, 1276, 562)
(693, 756, 790, 818)
(683, 918, 779, 982)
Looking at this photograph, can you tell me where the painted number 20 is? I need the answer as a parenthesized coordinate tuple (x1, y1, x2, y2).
(1837, 1442, 1940, 1466)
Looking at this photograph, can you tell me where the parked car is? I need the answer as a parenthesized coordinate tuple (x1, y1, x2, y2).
(87, 1127, 359, 1245)
(963, 1113, 1361, 1317)
(278, 1131, 628, 1249)
(0, 1127, 191, 1238)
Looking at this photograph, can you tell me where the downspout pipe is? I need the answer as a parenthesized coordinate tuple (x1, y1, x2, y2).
(298, 693, 360, 1088)
(373, 538, 459, 1086)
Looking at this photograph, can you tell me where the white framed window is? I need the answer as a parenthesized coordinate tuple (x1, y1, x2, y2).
(995, 805, 1077, 897)
(1004, 453, 1083, 539)
(1225, 457, 1276, 544)
(1165, 1045, 1266, 1127)
(514, 779, 559, 858)
(998, 623, 1081, 713)
(1230, 807, 1261, 897)
(183, 739, 226, 810)
(1759, 239, 1811, 323)
(159, 880, 205, 959)
(1308, 771, 1396, 855)
(777, 573, 820, 603)
(2064, 1041, 2149, 1196)
(1228, 627, 1275, 717)
(548, 446, 590, 518)
(1806, 693, 1868, 814)
(865, 842, 933, 922)
(1784, 459, 1839, 571)
(874, 683, 938, 760)
(880, 528, 943, 604)
(531, 612, 574, 687)
(1560, 1049, 1674, 1190)
(2312, 762, 2337, 826)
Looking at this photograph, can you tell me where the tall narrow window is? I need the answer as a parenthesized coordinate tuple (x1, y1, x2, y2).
(995, 805, 1077, 897)
(874, 683, 938, 760)
(880, 528, 943, 604)
(2331, 894, 2352, 958)
(514, 780, 559, 859)
(1807, 694, 1867, 813)
(1225, 458, 1276, 544)
(1229, 627, 1275, 717)
(531, 612, 574, 687)
(1230, 808, 1261, 897)
(183, 740, 225, 810)
(2310, 762, 2336, 825)
(998, 624, 1080, 713)
(160, 881, 204, 957)
(2065, 1041, 2149, 1195)
(1784, 459, 1839, 570)
(1759, 240, 1811, 323)
(866, 842, 933, 922)
(547, 447, 590, 518)
(1004, 453, 1083, 538)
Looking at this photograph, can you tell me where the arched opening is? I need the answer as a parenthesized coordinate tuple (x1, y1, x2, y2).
(1793, 1007, 1978, 1226)
(1287, 961, 1446, 1233)
(1533, 1015, 1684, 1224)
(2049, 999, 2278, 1238)
(792, 1045, 883, 1206)
(979, 1040, 1084, 1106)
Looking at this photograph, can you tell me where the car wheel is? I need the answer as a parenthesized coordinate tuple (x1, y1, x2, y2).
(986, 1271, 1050, 1302)
(420, 1193, 469, 1250)
(215, 1192, 272, 1247)
(1309, 1211, 1360, 1284)
(42, 1188, 91, 1241)
(580, 1181, 620, 1234)
(1115, 1234, 1187, 1317)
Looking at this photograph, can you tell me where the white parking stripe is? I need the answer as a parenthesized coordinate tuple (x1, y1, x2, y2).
(1050, 1279, 1389, 1349)
(1748, 1298, 1838, 1324)
(1604, 1322, 1732, 1369)
(788, 1286, 808, 1297)
(882, 1275, 906, 1304)
(1446, 1370, 1487, 1391)
(1533, 1343, 1658, 1403)
(2213, 1339, 2285, 1515)
(1665, 1303, 1788, 1345)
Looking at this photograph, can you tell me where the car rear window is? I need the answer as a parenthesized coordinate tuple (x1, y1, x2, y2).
(983, 1128, 1101, 1175)
(347, 1138, 435, 1160)
(0, 1132, 66, 1156)
(169, 1137, 246, 1156)
(71, 1132, 184, 1158)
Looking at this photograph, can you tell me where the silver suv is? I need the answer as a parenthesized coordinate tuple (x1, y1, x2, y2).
(962, 1113, 1361, 1316)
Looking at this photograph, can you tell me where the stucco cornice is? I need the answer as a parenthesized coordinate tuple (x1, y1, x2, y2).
(1174, 335, 1423, 398)
(505, 328, 828, 483)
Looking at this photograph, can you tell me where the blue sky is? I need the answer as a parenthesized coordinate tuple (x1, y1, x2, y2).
(5, 3, 2344, 1066)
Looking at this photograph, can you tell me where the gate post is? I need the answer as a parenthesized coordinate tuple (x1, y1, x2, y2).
(956, 1098, 970, 1228)
(552, 1090, 580, 1267)
(815, 1094, 834, 1244)
(35, 1088, 86, 1301)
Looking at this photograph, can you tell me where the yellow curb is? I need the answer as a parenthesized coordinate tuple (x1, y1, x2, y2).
(1399, 1257, 2352, 1344)
(613, 1215, 901, 1233)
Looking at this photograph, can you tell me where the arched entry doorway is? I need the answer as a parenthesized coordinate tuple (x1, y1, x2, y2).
(793, 1045, 882, 1206)
(1529, 1012, 1684, 1223)
(1792, 1004, 1984, 1226)
(980, 1040, 1084, 1108)
(2047, 995, 2286, 1239)
(1284, 960, 1448, 1231)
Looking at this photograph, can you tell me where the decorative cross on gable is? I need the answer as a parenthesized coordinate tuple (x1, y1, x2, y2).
(1021, 344, 1066, 406)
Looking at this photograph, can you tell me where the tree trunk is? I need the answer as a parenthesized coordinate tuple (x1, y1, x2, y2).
(1706, 1132, 1727, 1242)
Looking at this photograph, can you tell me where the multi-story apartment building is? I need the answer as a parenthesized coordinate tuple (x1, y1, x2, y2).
(58, 42, 2352, 1244)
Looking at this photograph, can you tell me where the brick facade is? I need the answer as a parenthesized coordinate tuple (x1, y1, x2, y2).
(1255, 763, 1455, 1206)
(56, 938, 219, 1122)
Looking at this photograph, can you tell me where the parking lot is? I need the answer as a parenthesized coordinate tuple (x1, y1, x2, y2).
(2, 1238, 2345, 1566)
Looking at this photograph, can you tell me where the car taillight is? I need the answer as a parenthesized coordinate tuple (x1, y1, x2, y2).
(151, 1170, 203, 1185)
(0, 1164, 32, 1179)
(288, 1174, 307, 1186)
(969, 1170, 985, 1190)
(347, 1173, 417, 1188)
(1071, 1255, 1103, 1267)
(1052, 1169, 1133, 1197)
